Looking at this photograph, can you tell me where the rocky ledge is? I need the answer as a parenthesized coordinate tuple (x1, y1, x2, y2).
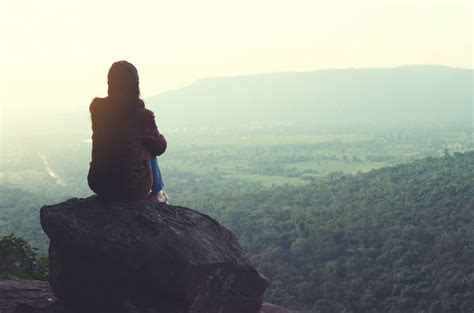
(39, 196, 269, 313)
(0, 280, 296, 313)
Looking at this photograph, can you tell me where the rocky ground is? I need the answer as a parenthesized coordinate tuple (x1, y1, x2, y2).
(0, 280, 295, 313)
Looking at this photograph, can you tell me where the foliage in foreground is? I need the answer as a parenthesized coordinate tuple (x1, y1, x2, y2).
(0, 234, 48, 281)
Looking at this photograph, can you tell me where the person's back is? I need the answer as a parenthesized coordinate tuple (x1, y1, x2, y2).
(87, 61, 166, 201)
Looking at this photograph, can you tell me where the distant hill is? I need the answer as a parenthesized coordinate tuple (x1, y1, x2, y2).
(148, 65, 473, 129)
(3, 65, 471, 136)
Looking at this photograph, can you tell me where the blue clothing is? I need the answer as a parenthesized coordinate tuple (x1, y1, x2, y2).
(150, 157, 164, 193)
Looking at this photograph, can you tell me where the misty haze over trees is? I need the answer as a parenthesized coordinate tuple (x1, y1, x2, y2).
(1, 65, 473, 312)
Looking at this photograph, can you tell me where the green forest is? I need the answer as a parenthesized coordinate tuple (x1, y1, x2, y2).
(1, 145, 473, 312)
(181, 151, 474, 313)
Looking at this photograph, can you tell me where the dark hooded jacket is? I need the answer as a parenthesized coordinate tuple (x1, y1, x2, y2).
(87, 96, 166, 201)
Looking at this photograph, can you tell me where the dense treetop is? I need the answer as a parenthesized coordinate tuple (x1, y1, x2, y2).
(179, 151, 474, 313)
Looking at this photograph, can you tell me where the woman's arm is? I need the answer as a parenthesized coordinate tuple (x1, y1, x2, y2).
(141, 109, 167, 156)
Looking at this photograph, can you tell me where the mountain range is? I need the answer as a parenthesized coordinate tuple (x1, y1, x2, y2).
(3, 65, 471, 136)
(148, 65, 472, 129)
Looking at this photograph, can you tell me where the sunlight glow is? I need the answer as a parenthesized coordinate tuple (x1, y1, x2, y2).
(0, 0, 472, 114)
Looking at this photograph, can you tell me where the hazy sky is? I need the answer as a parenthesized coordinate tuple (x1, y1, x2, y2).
(0, 0, 472, 112)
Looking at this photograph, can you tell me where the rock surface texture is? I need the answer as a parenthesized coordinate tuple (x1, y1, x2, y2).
(0, 280, 295, 313)
(40, 196, 268, 313)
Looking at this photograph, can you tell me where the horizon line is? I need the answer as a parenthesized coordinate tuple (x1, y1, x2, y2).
(150, 63, 472, 98)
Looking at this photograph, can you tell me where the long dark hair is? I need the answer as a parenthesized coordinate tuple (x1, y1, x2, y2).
(107, 61, 144, 115)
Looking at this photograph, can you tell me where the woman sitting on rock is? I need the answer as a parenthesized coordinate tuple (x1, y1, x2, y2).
(87, 60, 169, 203)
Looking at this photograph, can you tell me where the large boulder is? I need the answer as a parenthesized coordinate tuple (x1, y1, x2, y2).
(40, 196, 268, 313)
